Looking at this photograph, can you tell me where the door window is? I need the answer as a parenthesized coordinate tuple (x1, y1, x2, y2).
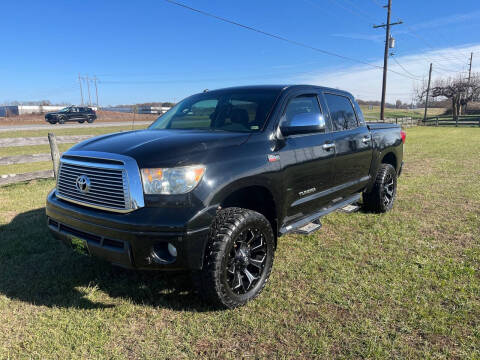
(281, 94, 322, 131)
(324, 93, 358, 131)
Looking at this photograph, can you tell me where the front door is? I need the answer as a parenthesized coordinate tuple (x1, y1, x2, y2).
(321, 92, 373, 199)
(277, 93, 335, 225)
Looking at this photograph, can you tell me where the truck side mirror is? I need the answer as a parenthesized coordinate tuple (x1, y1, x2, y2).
(280, 113, 326, 136)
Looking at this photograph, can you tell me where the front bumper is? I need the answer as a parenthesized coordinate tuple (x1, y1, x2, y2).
(46, 189, 216, 270)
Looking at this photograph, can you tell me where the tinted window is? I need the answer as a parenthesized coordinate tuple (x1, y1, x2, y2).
(281, 94, 321, 126)
(150, 90, 280, 133)
(324, 93, 358, 131)
(169, 99, 217, 129)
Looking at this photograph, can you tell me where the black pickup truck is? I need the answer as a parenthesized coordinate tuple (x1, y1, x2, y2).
(46, 85, 405, 308)
(45, 106, 97, 124)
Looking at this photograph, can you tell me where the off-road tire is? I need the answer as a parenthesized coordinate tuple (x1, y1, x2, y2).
(78, 119, 85, 123)
(58, 116, 66, 124)
(87, 116, 95, 123)
(363, 163, 397, 213)
(197, 207, 275, 309)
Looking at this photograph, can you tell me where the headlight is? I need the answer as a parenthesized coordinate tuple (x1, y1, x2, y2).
(141, 165, 205, 194)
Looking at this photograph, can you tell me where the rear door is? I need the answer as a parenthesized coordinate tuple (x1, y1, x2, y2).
(67, 107, 79, 121)
(321, 92, 373, 198)
(79, 107, 89, 121)
(277, 92, 335, 224)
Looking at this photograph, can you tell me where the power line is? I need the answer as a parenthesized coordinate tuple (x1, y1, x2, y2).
(338, 0, 381, 23)
(402, 28, 469, 65)
(324, 0, 379, 24)
(373, 0, 471, 65)
(163, 0, 420, 81)
(370, 0, 385, 8)
(376, 0, 473, 69)
(391, 56, 422, 79)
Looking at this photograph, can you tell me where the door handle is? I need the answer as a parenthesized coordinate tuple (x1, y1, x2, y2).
(322, 142, 335, 150)
(362, 137, 371, 143)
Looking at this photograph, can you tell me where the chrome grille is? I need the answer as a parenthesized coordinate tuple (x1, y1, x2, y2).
(57, 160, 130, 212)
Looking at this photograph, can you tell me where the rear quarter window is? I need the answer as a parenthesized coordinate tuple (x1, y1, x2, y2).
(324, 93, 358, 131)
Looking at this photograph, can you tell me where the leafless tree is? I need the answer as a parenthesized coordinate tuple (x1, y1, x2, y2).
(418, 73, 480, 125)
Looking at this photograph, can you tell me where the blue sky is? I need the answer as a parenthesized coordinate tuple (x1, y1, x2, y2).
(1, 0, 479, 105)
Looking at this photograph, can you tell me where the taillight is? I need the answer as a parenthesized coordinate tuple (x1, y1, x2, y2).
(400, 130, 406, 144)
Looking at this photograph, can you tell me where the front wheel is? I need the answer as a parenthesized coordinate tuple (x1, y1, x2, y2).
(198, 208, 275, 309)
(87, 117, 95, 123)
(58, 116, 66, 124)
(363, 163, 398, 213)
(78, 119, 85, 123)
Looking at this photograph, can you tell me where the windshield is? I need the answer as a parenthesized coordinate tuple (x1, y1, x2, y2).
(59, 107, 71, 112)
(149, 89, 281, 133)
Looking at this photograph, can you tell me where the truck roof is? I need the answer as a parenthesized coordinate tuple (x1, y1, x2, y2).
(202, 84, 354, 99)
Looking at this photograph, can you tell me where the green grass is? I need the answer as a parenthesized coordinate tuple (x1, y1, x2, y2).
(0, 143, 74, 158)
(0, 125, 148, 175)
(361, 106, 446, 120)
(0, 127, 479, 359)
(0, 161, 53, 175)
(0, 144, 76, 175)
(0, 124, 148, 139)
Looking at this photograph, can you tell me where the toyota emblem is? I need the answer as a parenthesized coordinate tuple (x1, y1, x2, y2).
(75, 175, 91, 194)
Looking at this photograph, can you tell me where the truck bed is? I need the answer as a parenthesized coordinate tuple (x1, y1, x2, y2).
(366, 122, 400, 130)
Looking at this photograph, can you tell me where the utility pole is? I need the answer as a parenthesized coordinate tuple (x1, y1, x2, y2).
(464, 52, 473, 114)
(93, 76, 99, 109)
(423, 63, 433, 121)
(373, 0, 402, 120)
(78, 73, 84, 105)
(467, 52, 473, 83)
(86, 75, 92, 106)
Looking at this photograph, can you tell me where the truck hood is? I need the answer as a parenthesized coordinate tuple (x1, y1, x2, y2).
(68, 129, 250, 167)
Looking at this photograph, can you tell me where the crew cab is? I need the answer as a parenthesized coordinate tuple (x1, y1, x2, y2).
(45, 106, 96, 124)
(46, 85, 405, 308)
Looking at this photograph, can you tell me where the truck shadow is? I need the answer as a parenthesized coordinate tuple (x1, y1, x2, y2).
(0, 208, 212, 312)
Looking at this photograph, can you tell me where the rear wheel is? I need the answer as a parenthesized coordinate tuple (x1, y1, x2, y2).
(198, 208, 274, 309)
(58, 116, 66, 124)
(363, 163, 397, 213)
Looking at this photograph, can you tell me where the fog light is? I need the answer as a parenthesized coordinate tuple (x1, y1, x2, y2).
(151, 242, 177, 265)
(167, 242, 177, 257)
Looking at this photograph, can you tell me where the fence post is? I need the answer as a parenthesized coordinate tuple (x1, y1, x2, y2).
(48, 133, 60, 180)
(436, 117, 438, 126)
(395, 117, 398, 124)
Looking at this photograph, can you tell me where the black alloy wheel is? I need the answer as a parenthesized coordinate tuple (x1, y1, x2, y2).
(363, 163, 397, 213)
(198, 207, 275, 308)
(226, 227, 267, 295)
(382, 171, 395, 207)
